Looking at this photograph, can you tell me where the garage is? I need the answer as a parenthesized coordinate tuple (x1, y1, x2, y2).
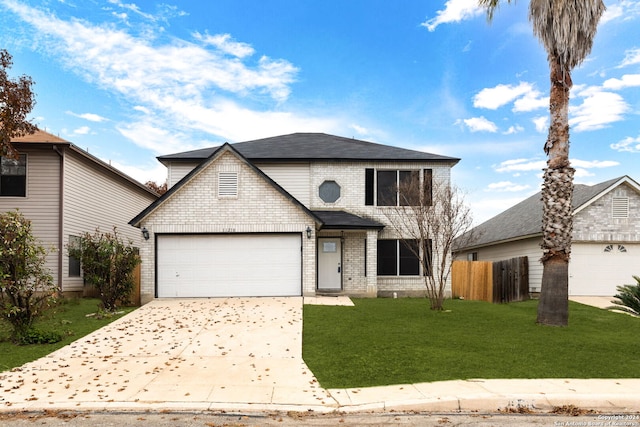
(156, 234, 302, 298)
(569, 243, 640, 296)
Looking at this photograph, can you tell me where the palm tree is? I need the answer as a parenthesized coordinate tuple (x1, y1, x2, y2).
(479, 0, 605, 326)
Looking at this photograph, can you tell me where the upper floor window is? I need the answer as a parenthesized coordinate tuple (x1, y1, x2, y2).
(0, 155, 27, 197)
(365, 168, 432, 207)
(319, 180, 341, 203)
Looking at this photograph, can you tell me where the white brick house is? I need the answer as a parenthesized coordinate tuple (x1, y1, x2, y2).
(454, 176, 640, 296)
(130, 133, 459, 303)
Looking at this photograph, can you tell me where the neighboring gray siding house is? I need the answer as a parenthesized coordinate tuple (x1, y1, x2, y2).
(454, 176, 640, 296)
(2, 130, 158, 296)
(130, 133, 460, 304)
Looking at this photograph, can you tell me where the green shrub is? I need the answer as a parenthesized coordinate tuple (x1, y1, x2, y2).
(68, 228, 140, 312)
(0, 210, 57, 342)
(611, 276, 640, 316)
(15, 328, 64, 345)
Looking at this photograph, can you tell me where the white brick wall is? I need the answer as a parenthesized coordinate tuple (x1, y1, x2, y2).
(138, 150, 317, 303)
(574, 183, 640, 243)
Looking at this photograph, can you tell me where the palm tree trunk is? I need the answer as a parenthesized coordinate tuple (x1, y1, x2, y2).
(537, 57, 575, 327)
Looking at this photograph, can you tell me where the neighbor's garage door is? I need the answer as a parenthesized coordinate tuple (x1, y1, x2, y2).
(569, 243, 640, 296)
(157, 234, 301, 297)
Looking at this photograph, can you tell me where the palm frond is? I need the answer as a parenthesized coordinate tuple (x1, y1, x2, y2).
(529, 0, 605, 69)
(610, 276, 640, 316)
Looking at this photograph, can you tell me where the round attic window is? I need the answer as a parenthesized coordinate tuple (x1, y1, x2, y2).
(319, 180, 341, 203)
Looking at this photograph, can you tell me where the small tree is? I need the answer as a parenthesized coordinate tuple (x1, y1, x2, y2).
(0, 49, 38, 158)
(381, 174, 475, 310)
(0, 210, 56, 341)
(145, 180, 168, 195)
(69, 228, 140, 311)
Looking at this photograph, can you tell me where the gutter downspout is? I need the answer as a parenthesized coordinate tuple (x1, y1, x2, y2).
(53, 145, 64, 293)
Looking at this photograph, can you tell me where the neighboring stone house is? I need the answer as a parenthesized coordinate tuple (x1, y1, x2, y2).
(130, 133, 460, 303)
(1, 130, 158, 296)
(454, 176, 640, 296)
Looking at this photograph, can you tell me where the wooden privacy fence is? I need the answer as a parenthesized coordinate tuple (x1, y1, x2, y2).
(452, 256, 529, 303)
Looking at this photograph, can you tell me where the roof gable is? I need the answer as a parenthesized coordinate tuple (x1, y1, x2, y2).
(157, 133, 460, 165)
(130, 143, 321, 227)
(456, 175, 639, 250)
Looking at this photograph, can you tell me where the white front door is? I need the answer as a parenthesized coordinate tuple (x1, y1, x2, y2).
(318, 238, 342, 290)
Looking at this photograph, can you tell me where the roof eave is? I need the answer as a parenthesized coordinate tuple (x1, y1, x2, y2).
(454, 233, 542, 253)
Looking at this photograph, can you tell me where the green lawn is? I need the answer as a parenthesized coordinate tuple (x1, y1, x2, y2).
(303, 298, 640, 389)
(0, 298, 135, 372)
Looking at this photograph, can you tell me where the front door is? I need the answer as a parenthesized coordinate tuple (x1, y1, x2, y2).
(318, 238, 342, 290)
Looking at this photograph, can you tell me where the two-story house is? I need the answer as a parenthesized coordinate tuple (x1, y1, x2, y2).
(2, 130, 158, 297)
(130, 133, 459, 303)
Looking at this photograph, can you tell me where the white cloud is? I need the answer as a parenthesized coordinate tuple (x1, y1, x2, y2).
(62, 126, 91, 137)
(421, 0, 483, 32)
(349, 124, 370, 136)
(110, 159, 168, 186)
(193, 32, 255, 58)
(571, 159, 620, 169)
(485, 181, 531, 192)
(602, 74, 640, 90)
(512, 90, 548, 112)
(573, 168, 595, 178)
(611, 135, 640, 153)
(618, 48, 640, 68)
(456, 116, 498, 133)
(494, 158, 546, 173)
(1, 0, 345, 155)
(67, 111, 108, 122)
(73, 126, 91, 135)
(532, 116, 548, 133)
(473, 82, 545, 111)
(503, 125, 524, 135)
(569, 89, 629, 132)
(601, 1, 640, 24)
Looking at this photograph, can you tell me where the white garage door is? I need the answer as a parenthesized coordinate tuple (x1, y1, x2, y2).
(569, 243, 640, 296)
(157, 234, 301, 297)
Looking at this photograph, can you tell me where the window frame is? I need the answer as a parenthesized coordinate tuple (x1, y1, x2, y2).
(377, 239, 431, 277)
(0, 154, 27, 197)
(366, 168, 432, 207)
(319, 180, 341, 203)
(68, 235, 82, 277)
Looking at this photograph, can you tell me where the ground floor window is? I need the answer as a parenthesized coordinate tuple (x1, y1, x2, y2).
(68, 235, 81, 277)
(377, 239, 432, 276)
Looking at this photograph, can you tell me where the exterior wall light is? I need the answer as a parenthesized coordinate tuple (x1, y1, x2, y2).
(306, 226, 312, 239)
(141, 227, 150, 240)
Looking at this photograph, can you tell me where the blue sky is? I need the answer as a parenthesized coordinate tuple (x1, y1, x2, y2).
(1, 0, 639, 224)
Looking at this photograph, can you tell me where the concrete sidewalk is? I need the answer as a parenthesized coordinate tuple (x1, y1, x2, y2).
(0, 296, 638, 414)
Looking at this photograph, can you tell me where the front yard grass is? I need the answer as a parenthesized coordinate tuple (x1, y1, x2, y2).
(0, 298, 135, 372)
(303, 298, 640, 389)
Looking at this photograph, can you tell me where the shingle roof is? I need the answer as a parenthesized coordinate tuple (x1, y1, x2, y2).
(312, 210, 385, 230)
(11, 129, 69, 144)
(158, 133, 459, 164)
(455, 176, 635, 250)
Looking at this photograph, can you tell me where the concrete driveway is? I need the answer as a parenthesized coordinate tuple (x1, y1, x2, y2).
(0, 297, 335, 411)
